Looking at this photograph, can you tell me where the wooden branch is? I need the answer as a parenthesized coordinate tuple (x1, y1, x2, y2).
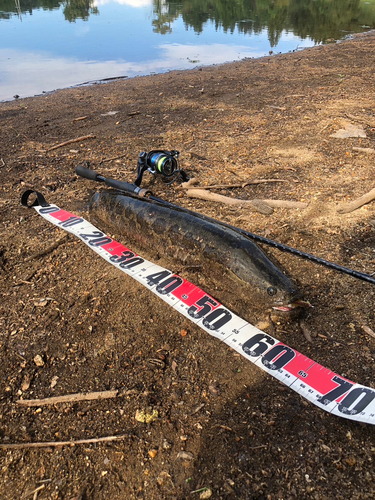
(362, 325, 375, 339)
(0, 434, 128, 450)
(72, 116, 88, 123)
(21, 484, 45, 499)
(16, 389, 118, 407)
(179, 178, 287, 190)
(46, 134, 96, 152)
(352, 147, 375, 155)
(178, 178, 199, 189)
(185, 188, 273, 214)
(337, 187, 375, 214)
(263, 199, 308, 209)
(185, 189, 307, 214)
(101, 153, 128, 163)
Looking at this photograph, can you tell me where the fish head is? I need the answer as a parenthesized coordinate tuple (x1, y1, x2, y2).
(263, 280, 312, 317)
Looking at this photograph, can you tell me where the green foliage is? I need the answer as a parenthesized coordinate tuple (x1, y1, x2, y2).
(1, 0, 375, 37)
(0, 0, 61, 18)
(0, 0, 98, 21)
(152, 0, 375, 45)
(62, 0, 98, 22)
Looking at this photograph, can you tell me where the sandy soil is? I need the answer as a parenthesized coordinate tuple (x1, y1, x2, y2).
(1, 31, 375, 500)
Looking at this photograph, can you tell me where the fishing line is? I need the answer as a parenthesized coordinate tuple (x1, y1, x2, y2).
(21, 189, 375, 425)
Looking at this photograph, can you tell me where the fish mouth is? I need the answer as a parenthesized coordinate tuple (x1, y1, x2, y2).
(272, 299, 313, 313)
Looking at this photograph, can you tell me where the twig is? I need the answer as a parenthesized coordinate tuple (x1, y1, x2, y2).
(46, 134, 96, 152)
(0, 434, 128, 450)
(263, 199, 308, 209)
(190, 487, 210, 495)
(10, 126, 29, 140)
(337, 187, 375, 214)
(72, 116, 88, 123)
(362, 325, 375, 340)
(189, 152, 208, 160)
(16, 389, 118, 407)
(21, 484, 45, 499)
(352, 146, 375, 155)
(177, 178, 199, 189)
(185, 188, 273, 214)
(101, 153, 128, 163)
(24, 235, 69, 262)
(185, 189, 307, 213)
(181, 179, 287, 190)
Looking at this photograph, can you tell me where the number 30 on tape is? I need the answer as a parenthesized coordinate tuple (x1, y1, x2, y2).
(28, 198, 375, 425)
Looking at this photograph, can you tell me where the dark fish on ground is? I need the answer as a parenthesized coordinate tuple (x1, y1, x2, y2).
(89, 190, 307, 314)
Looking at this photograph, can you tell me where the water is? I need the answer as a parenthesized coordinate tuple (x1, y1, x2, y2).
(0, 0, 374, 101)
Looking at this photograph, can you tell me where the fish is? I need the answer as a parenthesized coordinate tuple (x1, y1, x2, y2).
(89, 190, 306, 315)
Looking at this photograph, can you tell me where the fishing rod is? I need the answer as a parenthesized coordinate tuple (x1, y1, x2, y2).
(75, 164, 375, 286)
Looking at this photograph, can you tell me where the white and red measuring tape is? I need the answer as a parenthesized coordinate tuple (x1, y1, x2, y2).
(23, 191, 375, 425)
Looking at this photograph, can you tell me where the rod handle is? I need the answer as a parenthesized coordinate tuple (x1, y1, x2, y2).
(76, 164, 101, 181)
(104, 177, 140, 194)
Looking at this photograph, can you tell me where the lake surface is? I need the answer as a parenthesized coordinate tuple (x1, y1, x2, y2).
(1, 0, 375, 101)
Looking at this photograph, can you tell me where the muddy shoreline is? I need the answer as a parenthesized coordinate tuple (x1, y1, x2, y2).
(1, 31, 375, 499)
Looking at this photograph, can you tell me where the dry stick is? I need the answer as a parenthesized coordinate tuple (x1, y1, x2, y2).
(184, 179, 287, 190)
(0, 434, 128, 450)
(185, 188, 307, 214)
(352, 146, 375, 155)
(46, 134, 96, 152)
(362, 325, 375, 340)
(72, 116, 88, 123)
(185, 188, 273, 215)
(337, 187, 375, 214)
(16, 389, 118, 407)
(262, 199, 308, 209)
(178, 178, 199, 189)
(101, 153, 128, 163)
(21, 484, 45, 500)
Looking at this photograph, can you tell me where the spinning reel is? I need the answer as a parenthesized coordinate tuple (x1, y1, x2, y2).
(134, 150, 188, 186)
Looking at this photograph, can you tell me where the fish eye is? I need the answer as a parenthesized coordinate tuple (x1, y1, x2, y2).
(267, 287, 278, 296)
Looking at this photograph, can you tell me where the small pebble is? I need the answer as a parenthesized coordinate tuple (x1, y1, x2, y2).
(176, 451, 194, 461)
(21, 375, 31, 391)
(200, 488, 212, 499)
(135, 408, 158, 424)
(34, 355, 44, 367)
(50, 376, 59, 389)
(163, 440, 172, 450)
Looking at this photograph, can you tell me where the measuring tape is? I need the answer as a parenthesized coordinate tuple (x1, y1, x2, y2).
(22, 190, 375, 425)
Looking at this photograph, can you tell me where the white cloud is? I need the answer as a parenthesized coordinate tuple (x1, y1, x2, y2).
(0, 43, 270, 101)
(93, 0, 152, 7)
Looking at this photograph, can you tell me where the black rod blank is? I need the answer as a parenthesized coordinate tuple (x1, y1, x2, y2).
(76, 165, 375, 286)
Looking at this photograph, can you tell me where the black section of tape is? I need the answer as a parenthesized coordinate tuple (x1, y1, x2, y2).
(21, 190, 50, 208)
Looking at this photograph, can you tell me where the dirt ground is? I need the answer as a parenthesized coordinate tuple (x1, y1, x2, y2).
(1, 31, 375, 500)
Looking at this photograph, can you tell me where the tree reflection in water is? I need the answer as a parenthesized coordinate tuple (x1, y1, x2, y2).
(0, 0, 374, 45)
